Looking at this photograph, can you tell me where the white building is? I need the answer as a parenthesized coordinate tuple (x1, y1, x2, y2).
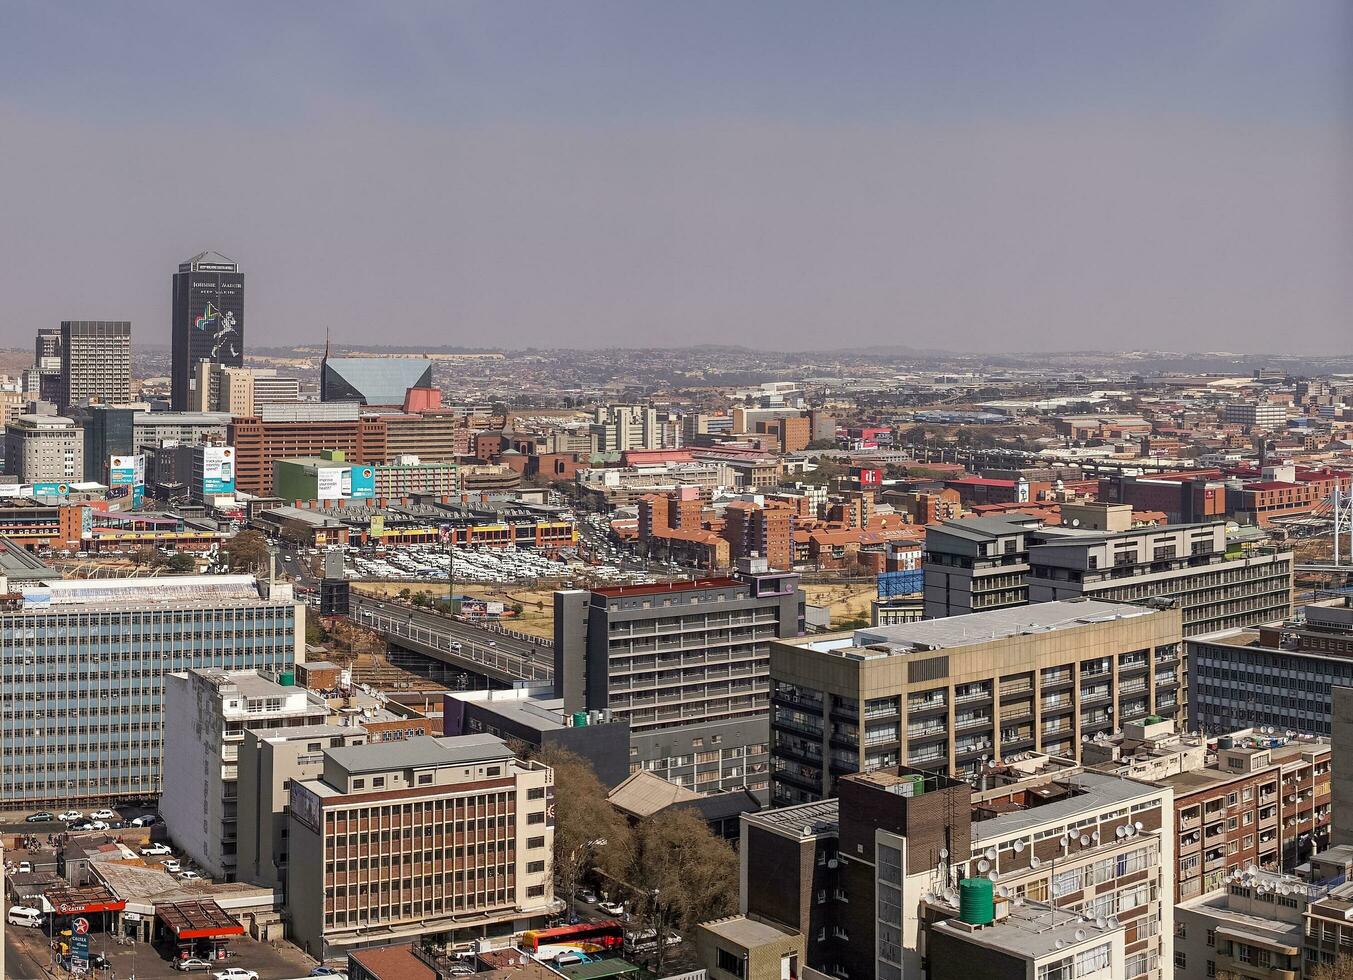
(160, 669, 327, 880)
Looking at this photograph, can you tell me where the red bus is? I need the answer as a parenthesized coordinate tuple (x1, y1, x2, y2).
(520, 919, 624, 953)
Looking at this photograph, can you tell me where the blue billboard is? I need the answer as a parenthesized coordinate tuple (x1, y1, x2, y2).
(109, 455, 145, 509)
(202, 447, 236, 496)
(348, 465, 375, 500)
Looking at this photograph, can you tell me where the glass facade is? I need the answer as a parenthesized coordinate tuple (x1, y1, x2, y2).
(320, 357, 433, 406)
(0, 599, 298, 805)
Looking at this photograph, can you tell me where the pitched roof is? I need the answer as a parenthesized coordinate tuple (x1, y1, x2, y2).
(607, 770, 701, 818)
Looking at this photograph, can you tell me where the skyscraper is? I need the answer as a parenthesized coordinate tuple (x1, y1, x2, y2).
(172, 251, 244, 410)
(34, 328, 62, 403)
(58, 320, 132, 411)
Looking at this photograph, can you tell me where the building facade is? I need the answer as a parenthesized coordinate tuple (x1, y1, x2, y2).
(172, 251, 244, 411)
(286, 735, 554, 958)
(0, 575, 303, 807)
(554, 567, 805, 798)
(58, 320, 132, 411)
(769, 598, 1184, 804)
(5, 414, 83, 483)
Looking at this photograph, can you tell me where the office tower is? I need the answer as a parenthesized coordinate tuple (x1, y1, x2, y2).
(81, 406, 136, 485)
(286, 734, 555, 958)
(0, 575, 303, 807)
(1189, 597, 1353, 737)
(923, 510, 1293, 636)
(250, 369, 302, 406)
(4, 414, 83, 483)
(172, 251, 244, 410)
(768, 598, 1184, 804)
(58, 320, 132, 411)
(1221, 400, 1288, 431)
(34, 327, 62, 403)
(709, 762, 1172, 980)
(320, 354, 434, 406)
(554, 563, 805, 797)
(161, 669, 330, 880)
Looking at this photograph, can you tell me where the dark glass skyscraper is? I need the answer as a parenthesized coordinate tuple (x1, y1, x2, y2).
(171, 251, 244, 410)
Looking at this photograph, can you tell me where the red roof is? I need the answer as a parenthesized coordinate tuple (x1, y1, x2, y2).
(592, 577, 742, 598)
(947, 477, 1016, 488)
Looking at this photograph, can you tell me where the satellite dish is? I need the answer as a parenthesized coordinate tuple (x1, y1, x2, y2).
(1108, 916, 1121, 928)
(1091, 830, 1101, 841)
(1134, 821, 1144, 831)
(1074, 929, 1086, 941)
(997, 885, 1010, 897)
(1115, 826, 1127, 839)
(988, 871, 1000, 883)
(1030, 856, 1042, 868)
(1054, 940, 1064, 949)
(1095, 917, 1108, 929)
(985, 847, 998, 861)
(939, 848, 949, 859)
(978, 859, 991, 872)
(1014, 840, 1026, 853)
(1079, 835, 1090, 846)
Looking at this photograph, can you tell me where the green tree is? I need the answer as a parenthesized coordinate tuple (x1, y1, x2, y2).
(221, 529, 271, 574)
(166, 553, 197, 573)
(531, 746, 634, 913)
(626, 808, 738, 969)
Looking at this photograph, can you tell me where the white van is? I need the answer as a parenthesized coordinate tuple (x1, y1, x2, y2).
(8, 906, 46, 927)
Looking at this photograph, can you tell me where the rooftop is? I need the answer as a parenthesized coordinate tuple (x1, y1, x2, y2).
(590, 576, 743, 599)
(700, 914, 799, 949)
(744, 799, 839, 840)
(325, 733, 511, 777)
(930, 899, 1122, 962)
(972, 770, 1163, 842)
(797, 598, 1161, 657)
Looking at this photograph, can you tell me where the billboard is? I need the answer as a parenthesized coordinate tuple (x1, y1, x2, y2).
(318, 464, 375, 501)
(109, 455, 145, 509)
(316, 466, 345, 500)
(348, 465, 375, 500)
(32, 482, 70, 497)
(202, 446, 236, 495)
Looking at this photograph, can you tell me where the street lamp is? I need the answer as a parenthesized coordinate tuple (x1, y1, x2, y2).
(569, 838, 608, 918)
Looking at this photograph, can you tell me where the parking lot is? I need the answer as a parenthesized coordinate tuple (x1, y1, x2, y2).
(339, 542, 656, 587)
(4, 924, 315, 980)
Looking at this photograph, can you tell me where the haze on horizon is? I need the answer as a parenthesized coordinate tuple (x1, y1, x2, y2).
(2, 1, 1350, 355)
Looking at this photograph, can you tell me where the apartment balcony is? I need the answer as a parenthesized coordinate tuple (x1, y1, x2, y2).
(907, 699, 948, 716)
(1040, 673, 1074, 690)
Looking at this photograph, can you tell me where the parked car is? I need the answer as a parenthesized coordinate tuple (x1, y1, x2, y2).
(58, 810, 84, 822)
(7, 907, 45, 928)
(177, 959, 213, 972)
(214, 969, 260, 980)
(141, 843, 173, 856)
(598, 900, 625, 917)
(90, 809, 116, 821)
(17, 861, 32, 874)
(578, 889, 598, 904)
(162, 859, 182, 873)
(25, 811, 54, 823)
(131, 814, 160, 827)
(177, 870, 204, 881)
(310, 969, 343, 976)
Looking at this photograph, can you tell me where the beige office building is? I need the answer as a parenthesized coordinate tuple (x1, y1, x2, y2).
(769, 598, 1184, 804)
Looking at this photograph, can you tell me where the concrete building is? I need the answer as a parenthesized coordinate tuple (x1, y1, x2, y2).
(0, 575, 303, 807)
(35, 327, 62, 403)
(189, 362, 256, 416)
(442, 685, 632, 787)
(928, 900, 1125, 980)
(320, 355, 433, 406)
(4, 413, 83, 483)
(286, 734, 555, 958)
(160, 669, 329, 880)
(1333, 687, 1353, 848)
(769, 598, 1184, 803)
(924, 511, 1293, 636)
(250, 370, 302, 406)
(1189, 598, 1353, 737)
(554, 566, 805, 798)
(58, 320, 132, 411)
(374, 455, 459, 499)
(725, 762, 1173, 980)
(591, 404, 660, 452)
(228, 404, 386, 495)
(1222, 400, 1288, 431)
(1174, 868, 1318, 980)
(171, 251, 244, 411)
(132, 410, 232, 453)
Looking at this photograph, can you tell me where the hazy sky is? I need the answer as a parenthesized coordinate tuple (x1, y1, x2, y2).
(2, 2, 1350, 353)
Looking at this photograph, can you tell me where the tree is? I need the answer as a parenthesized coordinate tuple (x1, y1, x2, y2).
(531, 746, 634, 913)
(166, 553, 197, 573)
(1301, 959, 1353, 980)
(221, 529, 271, 575)
(625, 808, 738, 969)
(804, 438, 838, 451)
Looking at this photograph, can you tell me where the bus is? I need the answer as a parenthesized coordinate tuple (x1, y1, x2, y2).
(520, 919, 625, 954)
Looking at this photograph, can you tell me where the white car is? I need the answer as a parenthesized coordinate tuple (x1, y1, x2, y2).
(17, 861, 33, 874)
(58, 810, 84, 822)
(177, 869, 204, 881)
(214, 970, 259, 980)
(598, 900, 625, 917)
(162, 859, 182, 873)
(141, 843, 173, 856)
(131, 814, 159, 827)
(90, 809, 117, 821)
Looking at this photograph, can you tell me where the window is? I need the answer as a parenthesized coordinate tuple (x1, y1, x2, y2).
(528, 811, 545, 825)
(527, 861, 545, 873)
(373, 776, 385, 788)
(1175, 952, 1186, 969)
(528, 787, 546, 800)
(717, 949, 745, 978)
(1206, 928, 1215, 947)
(352, 778, 364, 790)
(418, 773, 433, 785)
(528, 836, 545, 849)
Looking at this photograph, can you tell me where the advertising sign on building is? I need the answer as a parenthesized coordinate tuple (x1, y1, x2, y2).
(348, 465, 375, 500)
(109, 454, 145, 509)
(202, 446, 236, 495)
(316, 467, 345, 500)
(32, 482, 70, 497)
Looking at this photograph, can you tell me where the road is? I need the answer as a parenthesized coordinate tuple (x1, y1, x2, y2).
(4, 928, 50, 980)
(352, 594, 553, 684)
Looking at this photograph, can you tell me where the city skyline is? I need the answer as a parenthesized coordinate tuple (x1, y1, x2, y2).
(2, 2, 1349, 354)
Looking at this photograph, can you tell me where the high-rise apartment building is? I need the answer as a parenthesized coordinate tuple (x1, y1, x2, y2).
(554, 565, 805, 797)
(717, 762, 1173, 980)
(768, 598, 1184, 804)
(286, 734, 555, 958)
(172, 251, 244, 410)
(57, 320, 132, 411)
(0, 575, 302, 807)
(591, 404, 660, 452)
(924, 511, 1292, 636)
(1221, 400, 1288, 431)
(34, 328, 62, 403)
(4, 414, 83, 483)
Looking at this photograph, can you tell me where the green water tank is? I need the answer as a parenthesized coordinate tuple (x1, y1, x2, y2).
(573, 711, 589, 728)
(279, 672, 296, 686)
(1145, 714, 1165, 724)
(959, 877, 995, 926)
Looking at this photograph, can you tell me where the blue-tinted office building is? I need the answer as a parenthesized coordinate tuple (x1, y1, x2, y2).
(0, 575, 302, 806)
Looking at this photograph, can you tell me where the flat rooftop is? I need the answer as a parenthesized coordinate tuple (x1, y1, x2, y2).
(798, 598, 1161, 657)
(973, 770, 1162, 842)
(744, 799, 839, 840)
(931, 900, 1122, 961)
(325, 733, 510, 776)
(700, 915, 798, 949)
(590, 576, 743, 599)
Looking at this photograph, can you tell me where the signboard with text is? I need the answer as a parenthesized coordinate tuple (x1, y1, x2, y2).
(202, 446, 236, 495)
